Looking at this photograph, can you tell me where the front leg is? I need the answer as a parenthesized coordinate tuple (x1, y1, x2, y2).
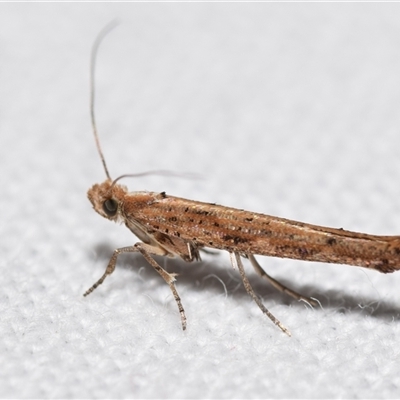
(84, 242, 187, 330)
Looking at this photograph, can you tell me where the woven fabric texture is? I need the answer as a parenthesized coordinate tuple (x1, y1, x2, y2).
(2, 4, 400, 399)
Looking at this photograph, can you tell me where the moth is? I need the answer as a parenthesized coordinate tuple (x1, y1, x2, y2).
(84, 23, 400, 336)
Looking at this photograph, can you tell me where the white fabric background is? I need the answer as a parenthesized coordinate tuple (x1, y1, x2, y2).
(2, 3, 400, 399)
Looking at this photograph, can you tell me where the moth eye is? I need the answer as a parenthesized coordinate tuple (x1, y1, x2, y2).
(103, 198, 118, 216)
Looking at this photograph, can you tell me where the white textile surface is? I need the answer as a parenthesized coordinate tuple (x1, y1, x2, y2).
(2, 3, 400, 399)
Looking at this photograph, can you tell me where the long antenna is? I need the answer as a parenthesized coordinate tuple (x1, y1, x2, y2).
(110, 170, 202, 189)
(90, 20, 119, 180)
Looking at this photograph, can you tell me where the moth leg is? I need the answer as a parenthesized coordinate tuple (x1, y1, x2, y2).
(84, 245, 142, 296)
(247, 254, 318, 307)
(231, 252, 291, 336)
(134, 242, 187, 331)
(83, 242, 187, 331)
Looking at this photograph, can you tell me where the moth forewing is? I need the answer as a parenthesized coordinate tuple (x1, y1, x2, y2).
(118, 190, 400, 273)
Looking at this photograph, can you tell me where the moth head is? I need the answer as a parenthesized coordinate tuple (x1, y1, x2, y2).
(87, 179, 128, 222)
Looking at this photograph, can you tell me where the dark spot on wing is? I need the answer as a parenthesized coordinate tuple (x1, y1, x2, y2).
(376, 258, 395, 273)
(195, 210, 210, 216)
(326, 237, 337, 246)
(298, 248, 309, 258)
(223, 234, 249, 245)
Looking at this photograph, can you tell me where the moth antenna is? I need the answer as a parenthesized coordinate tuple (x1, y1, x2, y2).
(90, 20, 120, 180)
(110, 170, 203, 189)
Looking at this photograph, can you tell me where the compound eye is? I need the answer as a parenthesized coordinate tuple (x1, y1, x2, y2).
(103, 198, 118, 216)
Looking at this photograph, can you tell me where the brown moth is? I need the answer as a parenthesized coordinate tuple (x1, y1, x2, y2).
(84, 23, 400, 336)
